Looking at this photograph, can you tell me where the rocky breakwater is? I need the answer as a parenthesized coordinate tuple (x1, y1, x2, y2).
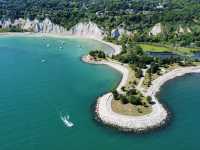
(82, 54, 168, 132)
(95, 65, 200, 132)
(94, 63, 168, 132)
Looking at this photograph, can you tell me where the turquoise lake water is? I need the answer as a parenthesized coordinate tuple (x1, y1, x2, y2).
(0, 36, 200, 150)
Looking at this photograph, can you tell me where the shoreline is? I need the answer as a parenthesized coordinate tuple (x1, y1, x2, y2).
(82, 56, 168, 131)
(2, 32, 200, 132)
(0, 32, 122, 55)
(82, 55, 200, 132)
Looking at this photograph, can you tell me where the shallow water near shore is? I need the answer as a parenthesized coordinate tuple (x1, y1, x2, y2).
(0, 36, 200, 150)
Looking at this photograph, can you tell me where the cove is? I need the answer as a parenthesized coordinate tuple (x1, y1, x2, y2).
(0, 36, 121, 150)
(0, 36, 200, 150)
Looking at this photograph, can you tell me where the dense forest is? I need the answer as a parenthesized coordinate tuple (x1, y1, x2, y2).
(1, 0, 200, 46)
(1, 0, 200, 29)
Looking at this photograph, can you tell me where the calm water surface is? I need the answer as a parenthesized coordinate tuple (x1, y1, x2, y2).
(0, 36, 200, 150)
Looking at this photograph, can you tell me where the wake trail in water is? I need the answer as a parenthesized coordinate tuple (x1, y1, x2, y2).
(60, 112, 74, 128)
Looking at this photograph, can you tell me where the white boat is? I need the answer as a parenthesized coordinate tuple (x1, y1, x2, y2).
(46, 44, 50, 47)
(41, 59, 46, 63)
(61, 115, 74, 128)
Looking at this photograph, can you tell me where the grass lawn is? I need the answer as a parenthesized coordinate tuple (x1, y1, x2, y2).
(125, 66, 139, 89)
(139, 43, 171, 52)
(111, 100, 152, 116)
(139, 43, 200, 54)
(174, 47, 200, 55)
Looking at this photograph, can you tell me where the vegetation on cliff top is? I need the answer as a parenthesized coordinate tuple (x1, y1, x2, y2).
(1, 0, 200, 47)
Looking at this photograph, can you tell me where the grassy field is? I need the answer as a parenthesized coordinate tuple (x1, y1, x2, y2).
(139, 43, 171, 52)
(111, 100, 152, 116)
(139, 43, 200, 54)
(173, 47, 200, 55)
(125, 66, 139, 89)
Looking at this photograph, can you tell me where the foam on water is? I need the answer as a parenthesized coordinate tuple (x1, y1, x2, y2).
(60, 114, 74, 128)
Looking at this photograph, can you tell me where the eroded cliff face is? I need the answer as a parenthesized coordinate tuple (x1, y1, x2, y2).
(0, 19, 12, 28)
(69, 22, 104, 39)
(148, 23, 193, 36)
(149, 23, 162, 36)
(176, 25, 192, 34)
(0, 18, 105, 39)
(0, 18, 67, 33)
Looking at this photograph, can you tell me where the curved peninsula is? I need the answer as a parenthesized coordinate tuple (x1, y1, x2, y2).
(1, 32, 200, 132)
(82, 50, 200, 131)
(83, 55, 167, 131)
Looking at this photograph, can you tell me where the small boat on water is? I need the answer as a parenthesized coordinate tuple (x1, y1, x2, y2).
(46, 44, 50, 47)
(61, 115, 74, 128)
(41, 59, 46, 63)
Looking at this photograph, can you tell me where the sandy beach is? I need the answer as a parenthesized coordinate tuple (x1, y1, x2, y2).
(0, 32, 122, 55)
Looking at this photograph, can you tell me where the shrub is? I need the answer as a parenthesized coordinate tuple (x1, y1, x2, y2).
(137, 108, 143, 113)
(89, 50, 106, 58)
(129, 95, 142, 105)
(121, 86, 126, 91)
(112, 90, 120, 100)
(127, 88, 137, 95)
(135, 68, 143, 78)
(146, 96, 152, 103)
(120, 95, 129, 104)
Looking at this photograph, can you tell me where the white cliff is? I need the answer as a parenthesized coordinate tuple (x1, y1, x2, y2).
(0, 19, 12, 28)
(176, 25, 192, 34)
(186, 27, 192, 33)
(149, 23, 162, 36)
(0, 18, 67, 33)
(179, 25, 185, 33)
(13, 18, 26, 27)
(0, 18, 107, 40)
(0, 18, 105, 39)
(69, 22, 104, 39)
